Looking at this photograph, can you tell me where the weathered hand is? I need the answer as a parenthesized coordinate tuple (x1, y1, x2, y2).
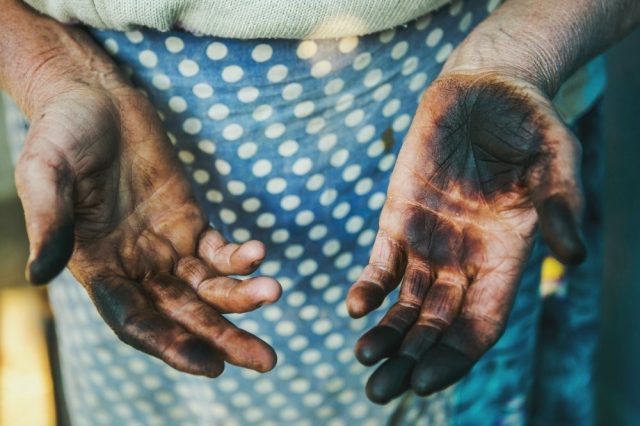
(15, 74, 280, 376)
(346, 72, 586, 403)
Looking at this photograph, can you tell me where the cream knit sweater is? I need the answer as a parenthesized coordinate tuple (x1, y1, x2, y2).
(23, 0, 451, 39)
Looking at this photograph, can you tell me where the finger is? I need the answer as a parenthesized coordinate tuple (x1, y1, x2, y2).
(176, 256, 281, 313)
(365, 354, 416, 404)
(410, 341, 474, 396)
(15, 143, 75, 285)
(399, 269, 468, 360)
(355, 260, 431, 366)
(143, 274, 277, 372)
(347, 230, 407, 318)
(90, 276, 224, 377)
(197, 229, 267, 275)
(528, 124, 586, 264)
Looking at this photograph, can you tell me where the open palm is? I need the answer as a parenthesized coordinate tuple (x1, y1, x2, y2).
(16, 84, 281, 377)
(347, 73, 586, 403)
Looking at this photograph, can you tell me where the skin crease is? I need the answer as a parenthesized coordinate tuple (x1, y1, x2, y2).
(1, 0, 639, 405)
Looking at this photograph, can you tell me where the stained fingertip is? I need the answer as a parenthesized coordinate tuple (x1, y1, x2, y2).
(410, 345, 473, 396)
(347, 283, 386, 318)
(366, 355, 415, 404)
(178, 337, 226, 378)
(253, 345, 278, 373)
(356, 326, 404, 366)
(27, 220, 75, 285)
(538, 196, 586, 265)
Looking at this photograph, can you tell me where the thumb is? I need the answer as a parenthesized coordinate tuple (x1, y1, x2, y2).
(15, 133, 75, 284)
(529, 124, 586, 265)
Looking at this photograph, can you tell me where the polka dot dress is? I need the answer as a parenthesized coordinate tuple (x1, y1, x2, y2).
(18, 0, 568, 424)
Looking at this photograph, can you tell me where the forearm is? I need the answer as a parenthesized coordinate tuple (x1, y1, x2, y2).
(443, 0, 640, 95)
(0, 0, 126, 118)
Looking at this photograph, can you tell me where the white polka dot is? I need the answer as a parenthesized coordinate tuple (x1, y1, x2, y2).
(487, 0, 501, 12)
(324, 78, 345, 96)
(285, 244, 305, 259)
(290, 378, 311, 394)
(219, 208, 237, 224)
(281, 194, 301, 210)
(379, 28, 396, 43)
(356, 125, 376, 143)
(265, 122, 286, 139)
(125, 31, 144, 43)
(330, 149, 349, 167)
(364, 69, 383, 87)
(276, 321, 296, 336)
(410, 72, 428, 92)
(338, 36, 359, 53)
(239, 319, 259, 334)
(368, 192, 386, 209)
(183, 118, 202, 135)
(383, 99, 401, 117)
(306, 117, 326, 134)
(255, 379, 274, 394)
(335, 94, 354, 112)
(332, 202, 351, 219)
(303, 393, 324, 408)
(238, 86, 260, 103)
(342, 164, 361, 182)
(242, 197, 261, 212)
(393, 114, 412, 131)
(193, 169, 209, 184)
(193, 83, 213, 99)
(152, 74, 171, 90)
(322, 240, 341, 257)
(300, 305, 320, 321)
(345, 109, 365, 127)
(206, 42, 228, 60)
(416, 14, 432, 30)
(268, 393, 287, 408)
(249, 105, 273, 123)
(301, 349, 322, 364)
(347, 265, 364, 281)
(306, 174, 325, 191)
(355, 178, 373, 195)
(252, 159, 272, 177)
(238, 142, 258, 159)
(353, 52, 372, 70)
(426, 28, 444, 47)
(206, 190, 223, 203)
(223, 123, 244, 141)
(289, 335, 309, 351)
(252, 43, 273, 62)
(169, 96, 187, 113)
(292, 157, 313, 175)
(313, 363, 335, 380)
(295, 210, 315, 227)
(317, 134, 338, 152)
(257, 213, 276, 228)
(325, 333, 345, 350)
(261, 260, 281, 275)
(294, 101, 315, 118)
(233, 228, 251, 242)
(297, 41, 317, 59)
(358, 229, 376, 246)
(319, 189, 337, 206)
(278, 140, 299, 157)
(215, 158, 232, 175)
(104, 38, 119, 54)
(459, 11, 473, 32)
(311, 60, 332, 78)
(373, 83, 392, 101)
(391, 41, 409, 60)
(178, 59, 199, 77)
(178, 150, 195, 164)
(335, 252, 353, 268)
(222, 65, 244, 83)
(298, 259, 318, 276)
(436, 43, 453, 63)
(346, 216, 365, 233)
(282, 83, 303, 100)
(227, 180, 246, 195)
(266, 177, 287, 194)
(267, 64, 288, 82)
(271, 229, 290, 243)
(402, 56, 420, 75)
(208, 103, 229, 120)
(308, 225, 328, 240)
(165, 36, 184, 53)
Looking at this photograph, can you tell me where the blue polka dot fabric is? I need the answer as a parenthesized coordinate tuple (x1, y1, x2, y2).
(0, 0, 597, 424)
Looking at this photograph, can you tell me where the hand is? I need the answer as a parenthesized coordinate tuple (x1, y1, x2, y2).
(346, 71, 586, 403)
(13, 34, 281, 377)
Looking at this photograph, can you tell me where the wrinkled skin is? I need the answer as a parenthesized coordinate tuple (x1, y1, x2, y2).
(346, 72, 586, 404)
(15, 83, 282, 377)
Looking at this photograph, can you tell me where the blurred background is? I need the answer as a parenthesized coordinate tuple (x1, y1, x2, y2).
(0, 29, 638, 426)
